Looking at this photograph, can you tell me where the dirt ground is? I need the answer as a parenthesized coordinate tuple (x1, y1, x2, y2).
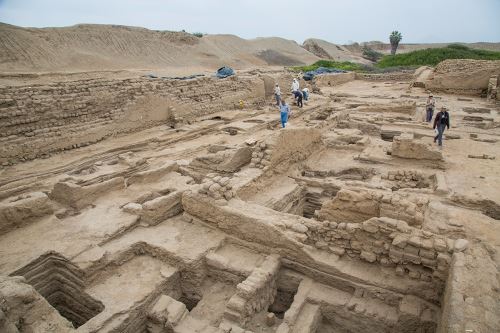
(0, 67, 499, 333)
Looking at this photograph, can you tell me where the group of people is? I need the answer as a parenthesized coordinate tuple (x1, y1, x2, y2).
(425, 95, 451, 147)
(272, 83, 451, 145)
(273, 78, 310, 128)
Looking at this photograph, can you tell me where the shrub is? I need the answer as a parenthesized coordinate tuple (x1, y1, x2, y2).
(377, 45, 500, 68)
(446, 43, 470, 50)
(291, 60, 365, 72)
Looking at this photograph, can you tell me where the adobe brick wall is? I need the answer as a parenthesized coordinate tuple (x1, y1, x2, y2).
(0, 75, 265, 164)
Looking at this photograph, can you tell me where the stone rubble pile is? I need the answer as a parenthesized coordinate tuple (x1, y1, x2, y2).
(249, 142, 272, 170)
(199, 173, 235, 200)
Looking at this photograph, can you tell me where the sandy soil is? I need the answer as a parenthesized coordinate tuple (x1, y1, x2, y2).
(0, 23, 318, 73)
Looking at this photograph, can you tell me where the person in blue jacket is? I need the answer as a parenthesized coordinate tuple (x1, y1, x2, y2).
(279, 99, 290, 128)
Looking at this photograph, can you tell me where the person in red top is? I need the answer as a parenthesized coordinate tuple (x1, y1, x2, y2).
(433, 107, 450, 147)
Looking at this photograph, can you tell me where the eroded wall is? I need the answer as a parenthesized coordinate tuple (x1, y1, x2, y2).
(426, 59, 500, 95)
(0, 75, 265, 164)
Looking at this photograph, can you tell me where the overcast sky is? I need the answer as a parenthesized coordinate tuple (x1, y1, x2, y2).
(1, 0, 499, 44)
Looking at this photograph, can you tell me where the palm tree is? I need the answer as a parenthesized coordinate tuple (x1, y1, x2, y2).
(389, 31, 403, 55)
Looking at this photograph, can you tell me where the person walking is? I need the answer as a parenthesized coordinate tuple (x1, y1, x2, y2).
(274, 83, 281, 106)
(433, 107, 450, 147)
(279, 99, 290, 128)
(291, 78, 300, 93)
(425, 95, 435, 122)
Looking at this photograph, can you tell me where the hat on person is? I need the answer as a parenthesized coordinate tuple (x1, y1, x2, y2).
(441, 106, 448, 111)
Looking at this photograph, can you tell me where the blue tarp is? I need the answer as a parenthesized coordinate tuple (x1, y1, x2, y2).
(303, 67, 347, 81)
(216, 66, 235, 78)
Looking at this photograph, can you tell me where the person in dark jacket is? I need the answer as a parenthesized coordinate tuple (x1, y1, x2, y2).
(433, 107, 450, 147)
(293, 90, 303, 108)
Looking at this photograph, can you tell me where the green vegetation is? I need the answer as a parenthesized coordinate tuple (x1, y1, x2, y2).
(377, 44, 500, 68)
(291, 59, 417, 74)
(389, 31, 403, 55)
(191, 32, 204, 38)
(293, 44, 500, 74)
(291, 60, 366, 72)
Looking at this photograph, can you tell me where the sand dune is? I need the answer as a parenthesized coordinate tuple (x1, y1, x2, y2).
(0, 23, 319, 73)
(2, 22, 498, 74)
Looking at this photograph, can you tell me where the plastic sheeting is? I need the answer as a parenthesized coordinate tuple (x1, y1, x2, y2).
(303, 67, 347, 81)
(216, 66, 235, 78)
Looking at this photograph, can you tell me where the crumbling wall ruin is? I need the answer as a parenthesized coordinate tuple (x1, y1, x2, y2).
(425, 59, 500, 95)
(0, 75, 265, 164)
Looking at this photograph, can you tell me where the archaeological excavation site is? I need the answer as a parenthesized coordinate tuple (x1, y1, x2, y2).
(0, 23, 500, 333)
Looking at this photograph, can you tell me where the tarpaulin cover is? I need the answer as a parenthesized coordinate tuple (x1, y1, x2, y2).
(216, 66, 235, 78)
(303, 67, 347, 81)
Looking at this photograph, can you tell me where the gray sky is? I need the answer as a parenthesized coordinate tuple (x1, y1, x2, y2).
(1, 0, 499, 44)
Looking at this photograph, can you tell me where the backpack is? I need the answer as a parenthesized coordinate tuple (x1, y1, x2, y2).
(440, 112, 448, 124)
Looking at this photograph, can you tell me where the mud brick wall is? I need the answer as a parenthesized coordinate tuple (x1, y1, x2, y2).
(223, 254, 280, 325)
(317, 188, 428, 227)
(487, 75, 499, 101)
(0, 75, 265, 164)
(313, 72, 356, 87)
(355, 72, 414, 81)
(439, 251, 500, 333)
(301, 216, 454, 292)
(426, 59, 500, 96)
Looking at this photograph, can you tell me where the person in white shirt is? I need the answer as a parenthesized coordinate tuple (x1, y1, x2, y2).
(291, 78, 300, 93)
(274, 84, 281, 106)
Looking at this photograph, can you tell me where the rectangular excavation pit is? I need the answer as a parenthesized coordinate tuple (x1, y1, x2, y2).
(275, 267, 441, 333)
(242, 176, 335, 219)
(11, 252, 104, 328)
(245, 268, 304, 332)
(267, 277, 299, 319)
(185, 277, 238, 326)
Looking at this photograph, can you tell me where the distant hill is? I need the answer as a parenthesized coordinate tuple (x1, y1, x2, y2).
(1, 23, 498, 73)
(0, 23, 319, 73)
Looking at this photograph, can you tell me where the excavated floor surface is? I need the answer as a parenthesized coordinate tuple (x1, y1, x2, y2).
(0, 73, 499, 333)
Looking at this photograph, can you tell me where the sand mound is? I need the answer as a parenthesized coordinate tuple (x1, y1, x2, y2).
(303, 38, 371, 64)
(0, 23, 319, 73)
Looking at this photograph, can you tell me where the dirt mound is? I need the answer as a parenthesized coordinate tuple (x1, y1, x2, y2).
(256, 49, 305, 66)
(302, 38, 371, 64)
(426, 59, 500, 94)
(303, 40, 332, 59)
(0, 23, 318, 73)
